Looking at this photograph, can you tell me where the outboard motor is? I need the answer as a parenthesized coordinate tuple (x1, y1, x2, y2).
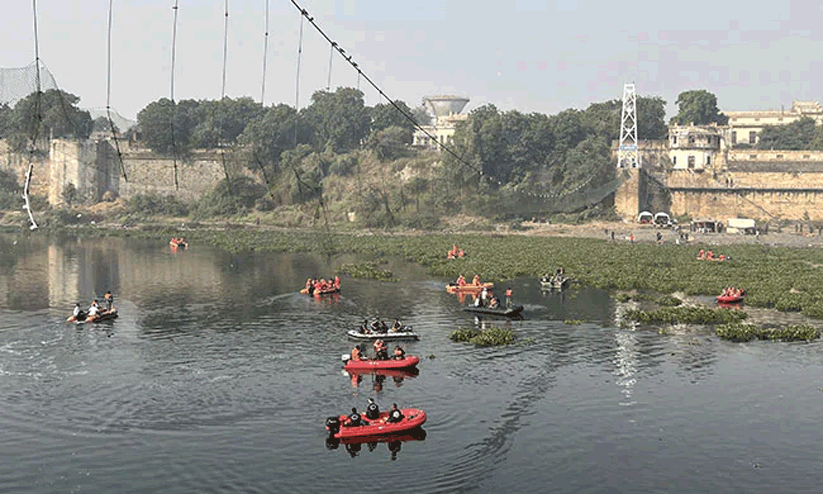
(325, 416, 341, 435)
(341, 354, 350, 362)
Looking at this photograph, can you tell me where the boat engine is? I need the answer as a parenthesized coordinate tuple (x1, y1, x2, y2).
(341, 354, 350, 362)
(325, 416, 341, 435)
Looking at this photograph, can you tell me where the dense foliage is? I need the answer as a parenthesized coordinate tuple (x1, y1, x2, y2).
(0, 89, 92, 151)
(756, 117, 821, 150)
(671, 90, 728, 126)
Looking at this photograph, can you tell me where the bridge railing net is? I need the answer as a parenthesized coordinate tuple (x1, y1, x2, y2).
(0, 61, 59, 106)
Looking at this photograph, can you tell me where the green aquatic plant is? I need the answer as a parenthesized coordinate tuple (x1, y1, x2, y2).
(624, 306, 747, 325)
(336, 261, 396, 282)
(715, 323, 820, 342)
(655, 295, 682, 307)
(449, 326, 515, 347)
(121, 229, 823, 319)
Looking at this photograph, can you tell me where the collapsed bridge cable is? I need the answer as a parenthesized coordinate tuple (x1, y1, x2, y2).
(168, 0, 180, 190)
(106, 0, 127, 181)
(23, 0, 43, 231)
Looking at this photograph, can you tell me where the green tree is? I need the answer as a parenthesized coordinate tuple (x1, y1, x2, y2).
(0, 103, 11, 139)
(411, 106, 432, 126)
(8, 89, 93, 150)
(303, 87, 370, 153)
(191, 97, 265, 148)
(369, 100, 415, 133)
(238, 103, 312, 172)
(671, 90, 728, 125)
(367, 125, 413, 161)
(136, 98, 200, 154)
(757, 117, 816, 150)
(811, 125, 823, 151)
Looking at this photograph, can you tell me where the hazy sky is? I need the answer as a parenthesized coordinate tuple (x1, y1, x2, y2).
(2, 0, 822, 120)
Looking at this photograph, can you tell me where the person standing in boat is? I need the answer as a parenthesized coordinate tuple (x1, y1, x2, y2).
(505, 288, 513, 309)
(103, 291, 114, 312)
(392, 345, 406, 360)
(373, 339, 388, 360)
(365, 398, 381, 420)
(72, 303, 84, 320)
(472, 274, 481, 286)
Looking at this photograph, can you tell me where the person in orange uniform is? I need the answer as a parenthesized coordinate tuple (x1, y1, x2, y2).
(472, 275, 480, 286)
(373, 339, 388, 360)
(351, 345, 365, 361)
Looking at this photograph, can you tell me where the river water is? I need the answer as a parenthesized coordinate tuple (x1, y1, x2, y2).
(1, 233, 821, 493)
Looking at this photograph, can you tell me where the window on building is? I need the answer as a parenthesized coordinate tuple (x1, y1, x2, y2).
(731, 131, 737, 144)
(672, 156, 677, 166)
(776, 154, 783, 159)
(688, 156, 695, 169)
(804, 154, 811, 159)
(749, 154, 757, 159)
(706, 156, 711, 165)
(749, 131, 756, 144)
(672, 136, 677, 145)
(688, 136, 695, 144)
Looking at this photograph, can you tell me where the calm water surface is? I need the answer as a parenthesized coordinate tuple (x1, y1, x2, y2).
(1, 233, 822, 493)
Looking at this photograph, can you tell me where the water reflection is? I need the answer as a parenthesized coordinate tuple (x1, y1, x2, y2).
(325, 428, 427, 460)
(345, 368, 418, 391)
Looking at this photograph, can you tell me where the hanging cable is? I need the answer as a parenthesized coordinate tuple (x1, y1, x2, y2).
(326, 43, 334, 90)
(169, 0, 180, 190)
(106, 0, 127, 181)
(221, 0, 229, 99)
(217, 0, 238, 209)
(260, 0, 269, 105)
(23, 0, 42, 231)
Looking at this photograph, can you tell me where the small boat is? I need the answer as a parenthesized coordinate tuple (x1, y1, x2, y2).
(170, 238, 188, 249)
(343, 355, 420, 371)
(346, 328, 419, 341)
(325, 408, 427, 440)
(463, 305, 524, 318)
(67, 308, 119, 323)
(716, 294, 744, 304)
(540, 277, 569, 290)
(299, 286, 340, 296)
(445, 282, 493, 294)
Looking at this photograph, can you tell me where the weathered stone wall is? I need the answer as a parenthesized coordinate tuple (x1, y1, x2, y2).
(671, 189, 823, 222)
(614, 168, 641, 219)
(0, 138, 50, 197)
(118, 148, 243, 202)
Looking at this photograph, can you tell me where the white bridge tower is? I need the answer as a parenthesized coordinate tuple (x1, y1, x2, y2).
(618, 83, 639, 168)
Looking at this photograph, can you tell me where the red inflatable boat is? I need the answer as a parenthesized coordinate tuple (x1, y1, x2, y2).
(343, 355, 420, 371)
(326, 408, 427, 440)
